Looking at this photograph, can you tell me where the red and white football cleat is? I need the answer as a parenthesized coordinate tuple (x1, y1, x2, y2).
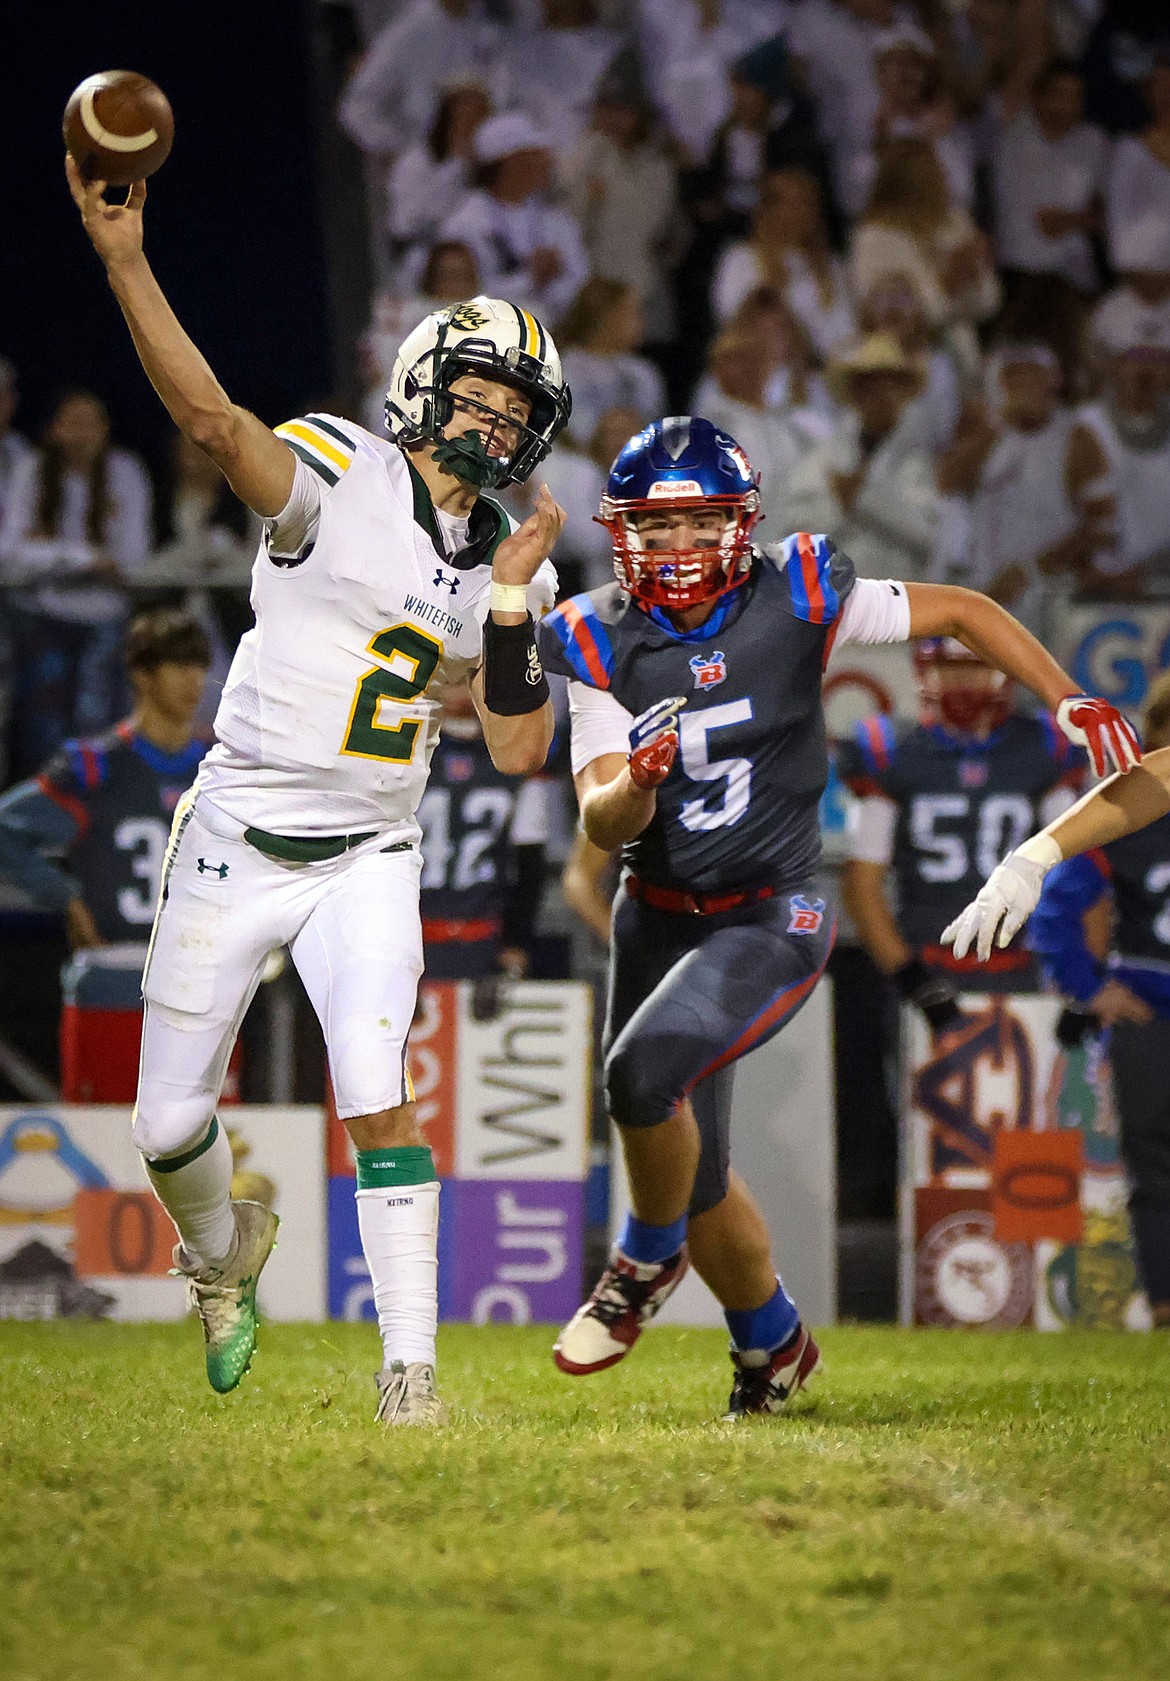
(553, 1246, 689, 1375)
(724, 1323, 821, 1418)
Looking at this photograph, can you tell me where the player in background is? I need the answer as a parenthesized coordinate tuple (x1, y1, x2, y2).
(418, 679, 549, 1005)
(66, 158, 570, 1421)
(537, 415, 1139, 1418)
(948, 673, 1170, 1326)
(0, 609, 211, 1095)
(838, 638, 1085, 1031)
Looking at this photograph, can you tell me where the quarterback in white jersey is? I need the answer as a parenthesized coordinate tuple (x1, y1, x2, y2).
(67, 158, 571, 1423)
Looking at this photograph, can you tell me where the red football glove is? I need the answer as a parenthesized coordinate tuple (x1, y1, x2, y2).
(1055, 694, 1142, 778)
(628, 695, 686, 791)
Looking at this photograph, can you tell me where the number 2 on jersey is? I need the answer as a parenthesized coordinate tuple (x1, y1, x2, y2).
(342, 623, 442, 763)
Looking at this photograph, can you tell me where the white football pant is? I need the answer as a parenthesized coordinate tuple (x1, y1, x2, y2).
(133, 793, 423, 1158)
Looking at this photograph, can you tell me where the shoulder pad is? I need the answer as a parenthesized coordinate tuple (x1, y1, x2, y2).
(769, 532, 854, 625)
(851, 714, 899, 780)
(60, 737, 108, 793)
(539, 590, 619, 689)
(274, 413, 360, 488)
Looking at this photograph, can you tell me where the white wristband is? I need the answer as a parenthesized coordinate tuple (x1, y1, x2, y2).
(1016, 832, 1063, 872)
(490, 581, 529, 614)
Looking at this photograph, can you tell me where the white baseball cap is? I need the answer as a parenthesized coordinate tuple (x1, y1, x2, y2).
(473, 111, 549, 165)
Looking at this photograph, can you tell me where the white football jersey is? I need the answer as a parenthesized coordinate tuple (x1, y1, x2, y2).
(196, 414, 555, 839)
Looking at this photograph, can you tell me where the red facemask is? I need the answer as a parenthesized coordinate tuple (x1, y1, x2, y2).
(914, 641, 1014, 736)
(597, 494, 760, 611)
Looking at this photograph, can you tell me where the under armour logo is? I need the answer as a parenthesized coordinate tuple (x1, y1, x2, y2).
(197, 858, 229, 879)
(433, 567, 460, 596)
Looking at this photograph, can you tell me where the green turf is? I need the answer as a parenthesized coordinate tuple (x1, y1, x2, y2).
(2, 1322, 1169, 1681)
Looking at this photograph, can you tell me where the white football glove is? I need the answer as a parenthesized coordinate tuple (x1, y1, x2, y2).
(940, 849, 1051, 963)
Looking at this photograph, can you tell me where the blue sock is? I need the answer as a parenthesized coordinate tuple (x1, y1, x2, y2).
(724, 1280, 799, 1353)
(619, 1211, 687, 1265)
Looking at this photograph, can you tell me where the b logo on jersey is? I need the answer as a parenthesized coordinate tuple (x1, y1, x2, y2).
(688, 649, 727, 690)
(787, 894, 825, 934)
(443, 752, 474, 782)
(959, 759, 989, 789)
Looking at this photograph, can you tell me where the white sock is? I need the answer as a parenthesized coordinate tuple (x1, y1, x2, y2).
(356, 1181, 439, 1368)
(143, 1115, 236, 1268)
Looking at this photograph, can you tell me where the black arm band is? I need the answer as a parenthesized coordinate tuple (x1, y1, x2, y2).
(482, 612, 550, 716)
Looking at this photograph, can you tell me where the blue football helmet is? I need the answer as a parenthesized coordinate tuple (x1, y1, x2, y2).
(598, 415, 761, 610)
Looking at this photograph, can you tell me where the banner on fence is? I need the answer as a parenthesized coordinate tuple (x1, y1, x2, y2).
(900, 996, 1149, 1330)
(0, 1105, 326, 1321)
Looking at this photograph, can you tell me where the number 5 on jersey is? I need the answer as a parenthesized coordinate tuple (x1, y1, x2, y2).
(342, 623, 443, 763)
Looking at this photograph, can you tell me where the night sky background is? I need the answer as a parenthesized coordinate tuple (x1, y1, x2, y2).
(0, 0, 334, 475)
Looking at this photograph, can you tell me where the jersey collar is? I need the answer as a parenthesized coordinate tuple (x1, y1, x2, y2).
(130, 733, 207, 777)
(926, 722, 1005, 753)
(644, 578, 751, 644)
(406, 456, 510, 572)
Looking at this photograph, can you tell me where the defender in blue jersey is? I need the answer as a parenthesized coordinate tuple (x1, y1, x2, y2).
(418, 681, 549, 986)
(537, 415, 1141, 1418)
(0, 608, 211, 950)
(838, 638, 1086, 1024)
(0, 609, 211, 1096)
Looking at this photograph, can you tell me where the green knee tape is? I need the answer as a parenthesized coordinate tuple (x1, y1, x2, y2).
(147, 1116, 220, 1174)
(355, 1144, 435, 1190)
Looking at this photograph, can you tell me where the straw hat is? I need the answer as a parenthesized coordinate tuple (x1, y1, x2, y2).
(826, 332, 927, 404)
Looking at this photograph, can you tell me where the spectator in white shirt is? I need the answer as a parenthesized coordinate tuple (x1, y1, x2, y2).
(712, 167, 855, 360)
(993, 59, 1107, 298)
(562, 81, 682, 345)
(787, 0, 922, 203)
(385, 77, 490, 251)
(698, 327, 820, 533)
(440, 111, 590, 326)
(1107, 59, 1170, 286)
(338, 0, 501, 161)
(843, 26, 975, 218)
(0, 390, 152, 776)
(936, 344, 1118, 641)
(491, 0, 623, 160)
(850, 138, 1000, 379)
(856, 273, 963, 451)
(692, 285, 837, 430)
(638, 0, 781, 165)
(774, 330, 942, 579)
(1079, 346, 1170, 595)
(558, 279, 666, 446)
(1091, 263, 1170, 389)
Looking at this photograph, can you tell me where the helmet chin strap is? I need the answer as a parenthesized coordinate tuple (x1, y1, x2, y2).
(431, 430, 511, 489)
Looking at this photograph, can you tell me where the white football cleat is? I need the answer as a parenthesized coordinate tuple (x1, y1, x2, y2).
(375, 1360, 450, 1426)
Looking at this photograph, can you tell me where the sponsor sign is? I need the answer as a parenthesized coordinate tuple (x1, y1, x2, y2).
(0, 1105, 326, 1322)
(326, 980, 592, 1322)
(444, 1179, 584, 1324)
(900, 998, 1148, 1329)
(1050, 603, 1170, 723)
(454, 981, 591, 1181)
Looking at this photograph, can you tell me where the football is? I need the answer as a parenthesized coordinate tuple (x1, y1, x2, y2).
(63, 70, 173, 185)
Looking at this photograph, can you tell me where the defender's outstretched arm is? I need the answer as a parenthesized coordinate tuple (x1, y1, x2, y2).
(65, 157, 295, 517)
(905, 583, 1140, 778)
(943, 749, 1170, 961)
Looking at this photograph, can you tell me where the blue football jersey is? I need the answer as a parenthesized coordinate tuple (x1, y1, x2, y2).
(538, 534, 855, 893)
(838, 711, 1084, 952)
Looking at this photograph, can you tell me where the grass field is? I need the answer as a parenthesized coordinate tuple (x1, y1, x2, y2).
(2, 1322, 1169, 1681)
